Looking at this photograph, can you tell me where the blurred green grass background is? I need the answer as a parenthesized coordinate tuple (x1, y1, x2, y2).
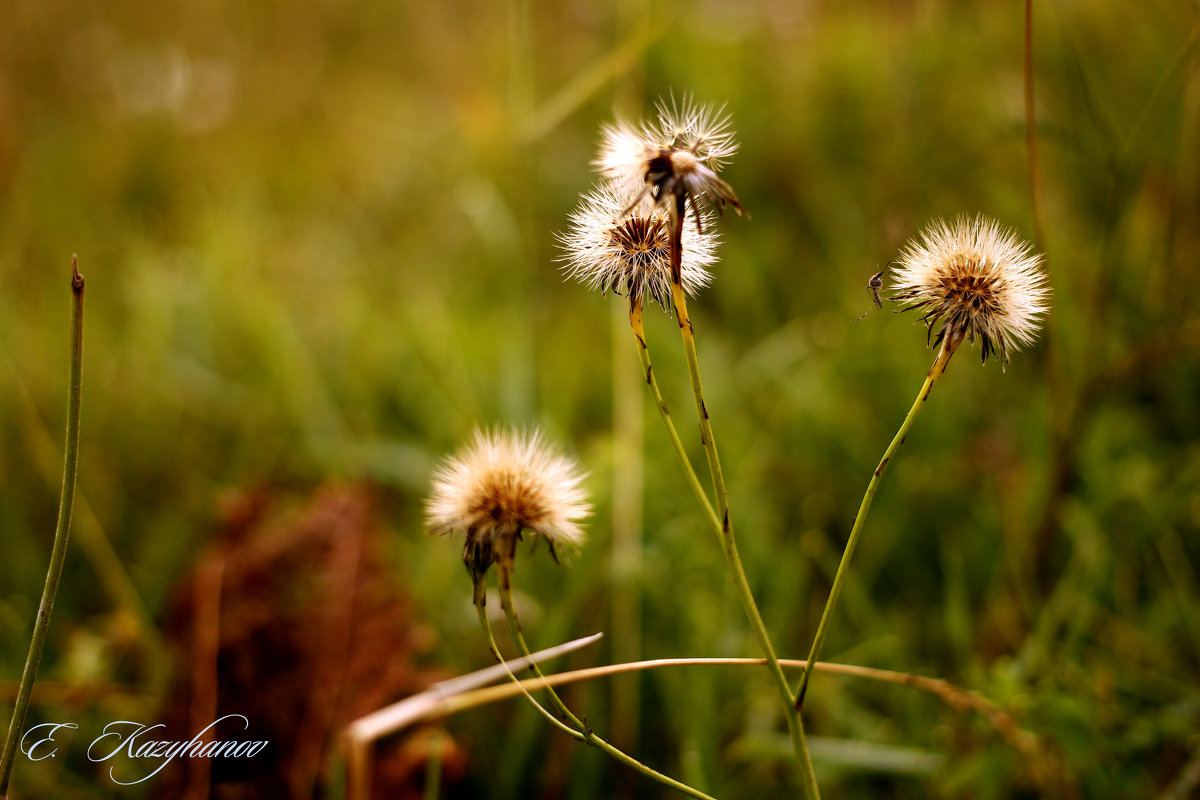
(2, 0, 1199, 797)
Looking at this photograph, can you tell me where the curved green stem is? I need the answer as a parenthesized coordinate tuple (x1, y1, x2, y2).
(662, 199, 819, 799)
(669, 279, 726, 517)
(476, 599, 583, 740)
(633, 308, 800, 720)
(496, 567, 717, 800)
(794, 339, 957, 708)
(1, 259, 86, 798)
(630, 301, 721, 529)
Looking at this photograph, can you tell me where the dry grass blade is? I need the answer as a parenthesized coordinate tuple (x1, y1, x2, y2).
(342, 632, 603, 800)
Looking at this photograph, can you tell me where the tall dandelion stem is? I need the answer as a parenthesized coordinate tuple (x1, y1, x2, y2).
(798, 213, 1049, 700)
(794, 337, 959, 708)
(1, 259, 85, 799)
(665, 202, 820, 800)
(630, 299, 720, 529)
(495, 568, 718, 800)
(474, 578, 584, 740)
(668, 195, 726, 514)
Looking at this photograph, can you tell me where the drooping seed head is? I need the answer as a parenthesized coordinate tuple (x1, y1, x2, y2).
(426, 429, 590, 596)
(558, 185, 717, 311)
(891, 215, 1050, 366)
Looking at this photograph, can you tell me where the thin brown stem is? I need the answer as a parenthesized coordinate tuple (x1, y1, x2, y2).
(1023, 0, 1045, 253)
(424, 656, 1037, 762)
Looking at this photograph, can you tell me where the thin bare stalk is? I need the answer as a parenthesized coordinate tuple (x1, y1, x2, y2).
(663, 199, 819, 799)
(1023, 0, 1045, 253)
(1, 258, 86, 799)
(495, 569, 718, 800)
(794, 337, 958, 708)
(396, 655, 1035, 761)
(666, 210, 725, 514)
(422, 733, 444, 800)
(476, 598, 583, 739)
(372, 657, 1032, 777)
(630, 299, 721, 529)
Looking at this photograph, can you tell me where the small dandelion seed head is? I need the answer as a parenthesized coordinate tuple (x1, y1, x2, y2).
(426, 429, 591, 591)
(594, 121, 656, 193)
(653, 95, 738, 167)
(891, 214, 1051, 366)
(593, 96, 743, 220)
(558, 185, 717, 311)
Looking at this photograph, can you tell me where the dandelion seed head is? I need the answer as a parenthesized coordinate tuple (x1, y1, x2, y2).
(653, 95, 738, 167)
(891, 215, 1050, 366)
(594, 121, 656, 192)
(593, 96, 742, 219)
(426, 429, 590, 587)
(558, 184, 717, 310)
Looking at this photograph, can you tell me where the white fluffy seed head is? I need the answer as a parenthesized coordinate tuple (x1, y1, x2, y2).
(558, 185, 717, 311)
(594, 120, 658, 197)
(891, 215, 1050, 366)
(426, 429, 590, 580)
(653, 95, 738, 167)
(592, 96, 742, 217)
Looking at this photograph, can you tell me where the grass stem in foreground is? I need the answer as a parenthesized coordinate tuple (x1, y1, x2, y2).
(0, 258, 86, 799)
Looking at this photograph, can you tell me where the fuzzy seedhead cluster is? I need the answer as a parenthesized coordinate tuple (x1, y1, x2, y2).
(420, 91, 1054, 800)
(891, 215, 1050, 366)
(559, 184, 717, 311)
(425, 429, 590, 599)
(559, 97, 741, 312)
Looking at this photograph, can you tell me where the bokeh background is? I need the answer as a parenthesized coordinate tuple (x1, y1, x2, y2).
(2, 0, 1198, 797)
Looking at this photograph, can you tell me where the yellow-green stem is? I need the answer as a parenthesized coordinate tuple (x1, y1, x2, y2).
(633, 306, 804, 745)
(630, 301, 720, 528)
(664, 200, 819, 799)
(496, 571, 717, 800)
(669, 286, 725, 514)
(794, 338, 958, 708)
(1, 259, 85, 799)
(422, 733, 443, 800)
(476, 598, 583, 739)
